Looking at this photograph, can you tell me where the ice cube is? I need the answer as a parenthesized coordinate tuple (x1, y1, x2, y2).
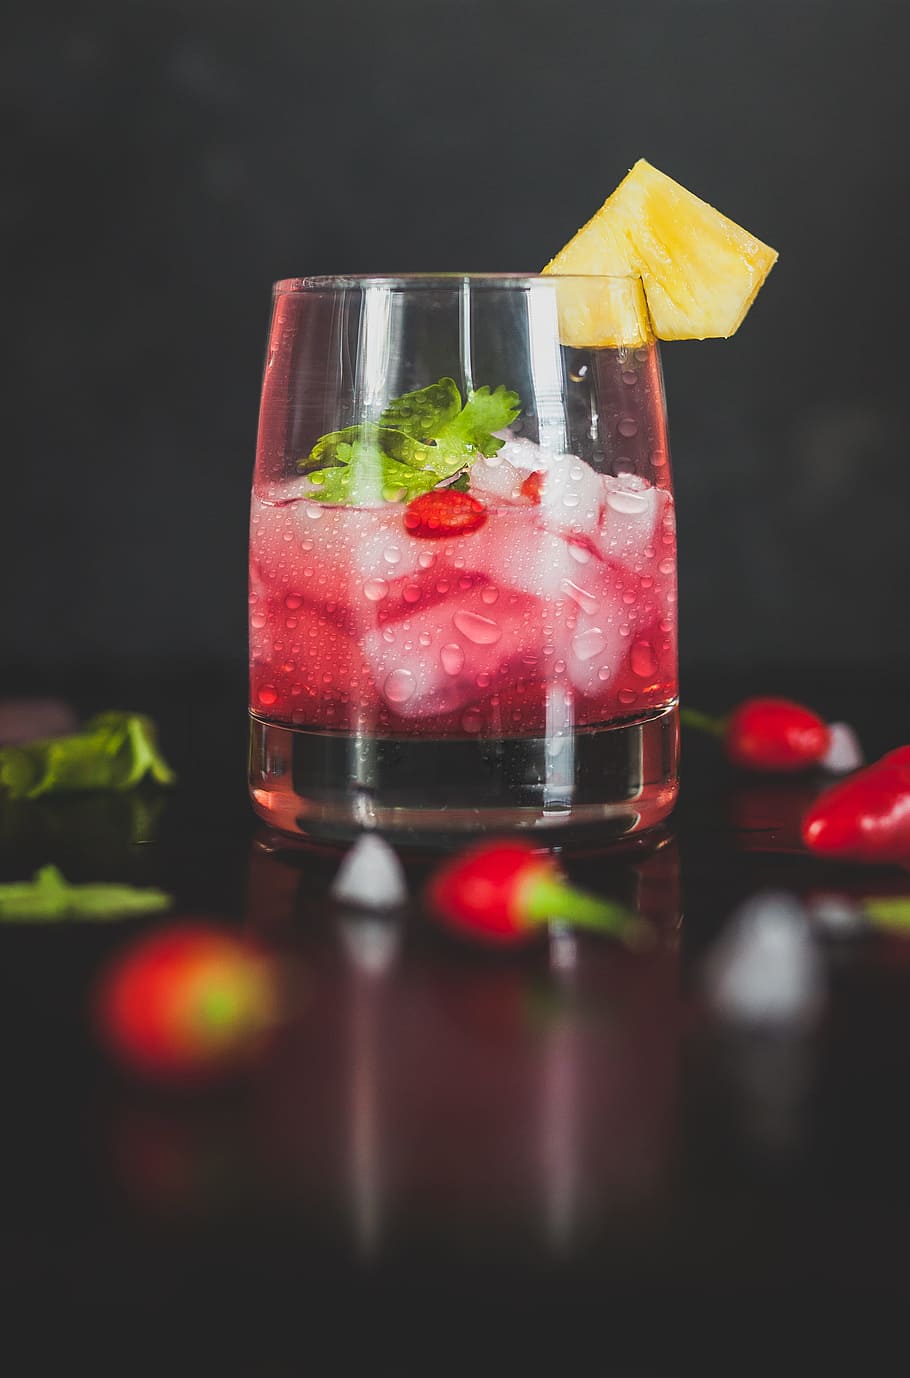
(361, 581, 541, 718)
(598, 474, 665, 565)
(331, 833, 409, 909)
(820, 722, 864, 773)
(703, 892, 825, 1027)
(469, 456, 528, 504)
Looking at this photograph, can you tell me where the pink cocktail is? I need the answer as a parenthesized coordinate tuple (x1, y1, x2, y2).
(249, 276, 678, 841)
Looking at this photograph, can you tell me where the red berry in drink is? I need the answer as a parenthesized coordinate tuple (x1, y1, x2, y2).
(519, 470, 544, 503)
(403, 490, 487, 538)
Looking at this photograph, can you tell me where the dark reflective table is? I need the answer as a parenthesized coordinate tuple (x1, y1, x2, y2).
(2, 667, 910, 1375)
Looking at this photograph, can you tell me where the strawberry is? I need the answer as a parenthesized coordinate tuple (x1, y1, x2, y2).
(403, 490, 487, 538)
(519, 470, 544, 503)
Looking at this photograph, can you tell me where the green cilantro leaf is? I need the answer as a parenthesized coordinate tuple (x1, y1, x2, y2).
(307, 447, 440, 504)
(0, 865, 173, 922)
(379, 378, 462, 439)
(0, 712, 176, 800)
(300, 379, 522, 504)
(434, 385, 521, 466)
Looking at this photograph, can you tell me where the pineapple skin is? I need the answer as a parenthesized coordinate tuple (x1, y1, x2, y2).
(543, 159, 778, 343)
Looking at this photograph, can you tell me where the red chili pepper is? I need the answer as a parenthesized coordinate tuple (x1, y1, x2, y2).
(95, 923, 278, 1082)
(681, 697, 830, 773)
(404, 490, 487, 538)
(519, 470, 544, 503)
(802, 748, 910, 864)
(425, 840, 651, 948)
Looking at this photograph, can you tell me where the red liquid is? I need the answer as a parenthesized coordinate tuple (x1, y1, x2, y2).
(249, 463, 677, 738)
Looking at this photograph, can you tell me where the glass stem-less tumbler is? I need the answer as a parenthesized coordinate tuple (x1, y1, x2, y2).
(249, 275, 678, 842)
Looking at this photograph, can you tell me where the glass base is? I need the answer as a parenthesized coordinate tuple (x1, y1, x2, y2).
(249, 703, 678, 847)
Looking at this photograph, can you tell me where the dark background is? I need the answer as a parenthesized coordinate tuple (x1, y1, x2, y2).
(4, 0, 909, 675)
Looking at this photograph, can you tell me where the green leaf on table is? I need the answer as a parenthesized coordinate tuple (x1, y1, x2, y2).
(0, 711, 176, 800)
(0, 865, 173, 922)
(300, 378, 522, 503)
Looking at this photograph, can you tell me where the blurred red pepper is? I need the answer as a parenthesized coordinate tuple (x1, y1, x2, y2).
(682, 697, 831, 773)
(802, 747, 910, 864)
(425, 840, 650, 949)
(95, 923, 279, 1083)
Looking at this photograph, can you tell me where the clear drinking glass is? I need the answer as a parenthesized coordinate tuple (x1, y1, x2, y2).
(249, 275, 678, 842)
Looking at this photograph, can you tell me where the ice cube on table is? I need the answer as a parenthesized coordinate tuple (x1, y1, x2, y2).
(331, 833, 408, 909)
(703, 892, 825, 1027)
(820, 722, 864, 773)
(807, 893, 866, 937)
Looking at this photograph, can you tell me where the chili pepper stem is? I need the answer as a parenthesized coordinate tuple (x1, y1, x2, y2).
(679, 707, 726, 738)
(862, 898, 910, 931)
(523, 874, 654, 950)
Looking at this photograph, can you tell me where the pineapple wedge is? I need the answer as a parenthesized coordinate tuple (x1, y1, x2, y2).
(543, 158, 778, 345)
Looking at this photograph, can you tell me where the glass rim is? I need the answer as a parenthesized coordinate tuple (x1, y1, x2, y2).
(272, 272, 643, 294)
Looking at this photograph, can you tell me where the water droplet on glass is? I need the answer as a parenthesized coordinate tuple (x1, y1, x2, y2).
(364, 578, 389, 602)
(554, 659, 566, 675)
(462, 710, 483, 733)
(622, 589, 636, 605)
(562, 491, 579, 508)
(606, 488, 649, 516)
(622, 370, 638, 386)
(618, 688, 638, 706)
(458, 575, 473, 591)
(660, 616, 673, 633)
(436, 580, 450, 595)
(568, 542, 591, 565)
(257, 685, 278, 707)
(651, 450, 667, 468)
(403, 584, 421, 604)
(630, 640, 657, 678)
(476, 672, 491, 689)
(383, 546, 402, 565)
(560, 578, 598, 615)
(597, 665, 612, 682)
(658, 557, 675, 575)
(250, 612, 267, 630)
(305, 504, 324, 520)
(301, 538, 314, 552)
(617, 417, 638, 438)
(481, 585, 499, 605)
(453, 610, 502, 645)
(441, 643, 465, 676)
(571, 628, 607, 662)
(384, 668, 416, 704)
(418, 551, 435, 569)
(382, 627, 395, 643)
(285, 594, 303, 610)
(285, 617, 297, 629)
(569, 363, 589, 383)
(419, 631, 432, 647)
